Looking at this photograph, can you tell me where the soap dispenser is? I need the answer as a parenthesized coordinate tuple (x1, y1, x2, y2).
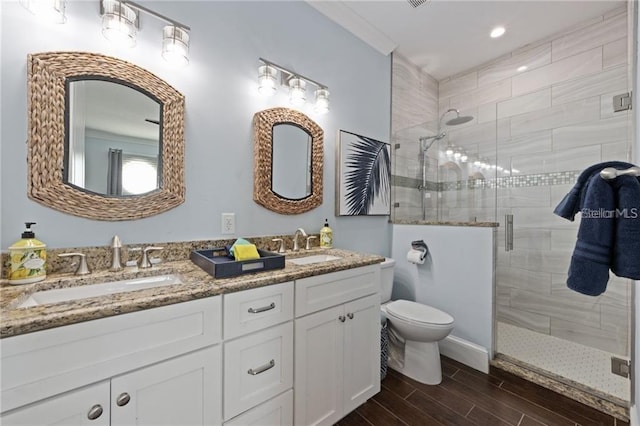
(320, 219, 333, 248)
(8, 222, 47, 284)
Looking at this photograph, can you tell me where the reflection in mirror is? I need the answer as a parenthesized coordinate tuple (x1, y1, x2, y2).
(272, 124, 312, 200)
(66, 79, 161, 196)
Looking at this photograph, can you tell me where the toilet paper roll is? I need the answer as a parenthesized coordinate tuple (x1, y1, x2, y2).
(407, 248, 426, 265)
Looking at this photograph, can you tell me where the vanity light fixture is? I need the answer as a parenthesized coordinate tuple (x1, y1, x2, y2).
(289, 78, 307, 106)
(100, 0, 191, 66)
(460, 151, 468, 163)
(257, 58, 330, 114)
(314, 89, 330, 114)
(20, 0, 66, 23)
(258, 64, 278, 96)
(101, 0, 138, 48)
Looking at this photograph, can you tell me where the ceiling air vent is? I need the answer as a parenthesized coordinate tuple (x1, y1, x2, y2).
(407, 0, 428, 8)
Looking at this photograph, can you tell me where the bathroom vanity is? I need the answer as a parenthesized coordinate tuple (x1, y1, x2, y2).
(0, 248, 383, 426)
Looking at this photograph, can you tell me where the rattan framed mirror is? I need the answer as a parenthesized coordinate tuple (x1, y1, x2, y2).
(27, 52, 185, 221)
(253, 108, 323, 214)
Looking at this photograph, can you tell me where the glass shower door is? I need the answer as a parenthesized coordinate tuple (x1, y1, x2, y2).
(493, 13, 634, 405)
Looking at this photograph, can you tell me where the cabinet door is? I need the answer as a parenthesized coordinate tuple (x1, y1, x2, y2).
(0, 381, 110, 426)
(294, 305, 344, 426)
(223, 390, 293, 426)
(223, 322, 293, 420)
(343, 294, 381, 414)
(111, 345, 222, 426)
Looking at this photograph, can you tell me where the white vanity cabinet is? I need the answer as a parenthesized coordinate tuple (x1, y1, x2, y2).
(0, 297, 223, 426)
(294, 266, 381, 426)
(222, 281, 294, 424)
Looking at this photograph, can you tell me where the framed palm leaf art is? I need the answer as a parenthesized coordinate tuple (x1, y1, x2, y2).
(336, 130, 391, 216)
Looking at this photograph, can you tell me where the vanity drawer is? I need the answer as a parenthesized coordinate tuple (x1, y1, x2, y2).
(223, 390, 293, 426)
(223, 322, 293, 420)
(223, 281, 293, 340)
(295, 265, 380, 317)
(1, 296, 222, 413)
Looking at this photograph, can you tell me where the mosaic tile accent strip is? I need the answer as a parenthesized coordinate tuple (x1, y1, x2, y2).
(392, 170, 581, 194)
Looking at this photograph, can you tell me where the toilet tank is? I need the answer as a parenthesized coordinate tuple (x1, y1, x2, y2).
(380, 258, 395, 304)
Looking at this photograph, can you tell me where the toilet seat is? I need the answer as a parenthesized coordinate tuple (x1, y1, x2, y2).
(386, 300, 454, 326)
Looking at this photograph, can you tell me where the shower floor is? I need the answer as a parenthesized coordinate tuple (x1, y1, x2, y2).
(497, 322, 629, 403)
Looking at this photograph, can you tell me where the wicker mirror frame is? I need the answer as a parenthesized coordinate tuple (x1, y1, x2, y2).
(27, 52, 185, 221)
(253, 108, 323, 214)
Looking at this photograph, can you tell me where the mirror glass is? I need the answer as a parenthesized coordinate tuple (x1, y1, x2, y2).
(65, 79, 162, 197)
(272, 124, 312, 200)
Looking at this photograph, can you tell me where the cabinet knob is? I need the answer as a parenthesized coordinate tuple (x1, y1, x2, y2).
(87, 404, 103, 420)
(116, 392, 131, 407)
(338, 316, 346, 322)
(347, 313, 354, 320)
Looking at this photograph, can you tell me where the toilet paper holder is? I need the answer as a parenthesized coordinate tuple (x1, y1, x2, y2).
(411, 240, 429, 261)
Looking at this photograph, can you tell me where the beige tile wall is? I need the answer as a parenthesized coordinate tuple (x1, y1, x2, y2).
(391, 6, 633, 355)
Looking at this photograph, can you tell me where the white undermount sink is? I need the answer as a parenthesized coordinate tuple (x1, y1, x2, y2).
(288, 254, 342, 265)
(17, 274, 184, 308)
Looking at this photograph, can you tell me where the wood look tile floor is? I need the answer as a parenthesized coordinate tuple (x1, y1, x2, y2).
(336, 357, 628, 426)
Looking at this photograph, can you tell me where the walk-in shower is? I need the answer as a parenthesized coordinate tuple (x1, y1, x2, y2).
(418, 108, 474, 219)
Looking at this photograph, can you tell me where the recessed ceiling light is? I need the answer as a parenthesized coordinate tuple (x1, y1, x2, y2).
(517, 65, 528, 72)
(490, 26, 506, 38)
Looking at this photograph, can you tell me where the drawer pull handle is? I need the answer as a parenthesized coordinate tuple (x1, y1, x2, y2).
(338, 316, 346, 322)
(347, 313, 354, 319)
(248, 359, 275, 375)
(87, 404, 103, 420)
(116, 392, 131, 407)
(248, 302, 276, 314)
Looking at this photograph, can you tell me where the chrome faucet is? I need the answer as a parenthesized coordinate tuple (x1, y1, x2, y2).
(109, 235, 124, 272)
(139, 246, 164, 269)
(292, 228, 307, 252)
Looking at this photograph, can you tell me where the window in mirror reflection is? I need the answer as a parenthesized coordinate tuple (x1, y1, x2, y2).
(66, 78, 162, 197)
(271, 123, 312, 200)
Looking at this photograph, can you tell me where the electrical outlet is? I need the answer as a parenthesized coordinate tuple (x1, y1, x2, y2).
(222, 213, 235, 234)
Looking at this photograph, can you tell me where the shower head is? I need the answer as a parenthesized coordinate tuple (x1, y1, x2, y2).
(439, 108, 474, 127)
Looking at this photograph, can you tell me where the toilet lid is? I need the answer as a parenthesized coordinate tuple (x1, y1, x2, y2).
(386, 300, 454, 325)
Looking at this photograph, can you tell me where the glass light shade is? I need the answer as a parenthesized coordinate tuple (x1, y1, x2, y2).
(460, 152, 468, 162)
(162, 25, 190, 67)
(314, 88, 330, 114)
(289, 78, 306, 106)
(258, 65, 277, 96)
(445, 145, 454, 156)
(20, 0, 66, 23)
(102, 0, 137, 48)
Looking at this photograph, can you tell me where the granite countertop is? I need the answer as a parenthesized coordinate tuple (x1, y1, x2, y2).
(0, 248, 384, 339)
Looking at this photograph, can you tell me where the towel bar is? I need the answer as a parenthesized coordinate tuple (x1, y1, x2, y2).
(599, 166, 640, 180)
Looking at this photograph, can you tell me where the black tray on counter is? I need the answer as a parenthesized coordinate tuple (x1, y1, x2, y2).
(190, 248, 285, 278)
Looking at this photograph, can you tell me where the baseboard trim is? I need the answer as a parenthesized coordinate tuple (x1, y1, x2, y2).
(439, 335, 489, 374)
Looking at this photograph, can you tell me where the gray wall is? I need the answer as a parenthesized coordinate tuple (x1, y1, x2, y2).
(0, 1, 392, 254)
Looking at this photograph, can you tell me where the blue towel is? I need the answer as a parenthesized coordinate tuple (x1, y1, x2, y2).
(554, 162, 640, 296)
(554, 161, 635, 220)
(565, 175, 615, 296)
(610, 175, 640, 280)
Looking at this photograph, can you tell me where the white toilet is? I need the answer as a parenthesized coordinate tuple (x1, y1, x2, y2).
(380, 258, 454, 385)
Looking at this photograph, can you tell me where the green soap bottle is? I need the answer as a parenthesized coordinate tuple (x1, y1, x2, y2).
(8, 222, 47, 284)
(320, 219, 333, 248)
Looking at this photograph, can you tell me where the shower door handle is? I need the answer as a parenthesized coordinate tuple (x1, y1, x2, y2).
(505, 214, 514, 252)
